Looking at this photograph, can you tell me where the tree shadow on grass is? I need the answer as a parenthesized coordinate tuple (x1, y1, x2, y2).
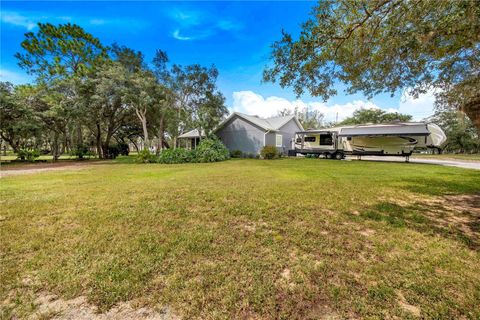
(359, 194, 480, 250)
(400, 175, 480, 197)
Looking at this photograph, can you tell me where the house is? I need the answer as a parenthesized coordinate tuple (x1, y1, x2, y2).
(179, 112, 304, 155)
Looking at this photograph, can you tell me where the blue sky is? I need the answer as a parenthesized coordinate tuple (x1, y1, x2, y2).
(0, 1, 435, 121)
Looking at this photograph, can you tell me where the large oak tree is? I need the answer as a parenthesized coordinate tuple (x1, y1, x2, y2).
(263, 0, 480, 130)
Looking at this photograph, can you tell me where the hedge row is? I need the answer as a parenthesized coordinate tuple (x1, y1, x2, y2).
(137, 137, 230, 164)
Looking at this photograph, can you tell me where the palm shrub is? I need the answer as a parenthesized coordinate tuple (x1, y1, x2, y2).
(136, 149, 156, 163)
(194, 137, 230, 162)
(260, 145, 278, 159)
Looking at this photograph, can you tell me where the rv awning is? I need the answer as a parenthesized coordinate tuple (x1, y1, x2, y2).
(338, 124, 430, 137)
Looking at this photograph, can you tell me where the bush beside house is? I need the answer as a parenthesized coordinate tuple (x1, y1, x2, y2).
(260, 145, 278, 159)
(137, 137, 230, 164)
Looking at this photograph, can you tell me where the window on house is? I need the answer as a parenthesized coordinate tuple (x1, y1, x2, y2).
(276, 134, 283, 147)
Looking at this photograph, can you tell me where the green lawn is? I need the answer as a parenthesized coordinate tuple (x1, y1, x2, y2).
(1, 158, 479, 319)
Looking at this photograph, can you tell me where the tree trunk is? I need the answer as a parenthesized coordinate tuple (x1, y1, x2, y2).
(96, 123, 103, 159)
(52, 131, 60, 162)
(158, 113, 165, 151)
(129, 137, 139, 153)
(76, 123, 83, 146)
(135, 107, 149, 150)
(102, 128, 114, 159)
(141, 119, 149, 149)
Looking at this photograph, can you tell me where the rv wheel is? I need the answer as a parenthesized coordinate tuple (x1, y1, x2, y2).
(334, 152, 344, 160)
(325, 153, 332, 159)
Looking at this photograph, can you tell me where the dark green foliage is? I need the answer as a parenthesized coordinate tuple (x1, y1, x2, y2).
(15, 23, 106, 79)
(105, 144, 121, 159)
(339, 109, 412, 125)
(157, 148, 195, 164)
(117, 143, 130, 156)
(193, 137, 230, 163)
(70, 144, 91, 159)
(17, 149, 40, 162)
(230, 150, 243, 158)
(0, 82, 43, 153)
(155, 138, 230, 164)
(260, 145, 278, 159)
(430, 109, 479, 153)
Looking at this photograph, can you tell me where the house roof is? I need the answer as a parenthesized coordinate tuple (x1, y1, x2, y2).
(178, 129, 205, 139)
(179, 113, 304, 139)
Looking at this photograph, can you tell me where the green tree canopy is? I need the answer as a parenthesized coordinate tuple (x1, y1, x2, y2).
(264, 0, 480, 130)
(430, 108, 479, 153)
(277, 107, 325, 129)
(15, 23, 107, 80)
(339, 108, 412, 125)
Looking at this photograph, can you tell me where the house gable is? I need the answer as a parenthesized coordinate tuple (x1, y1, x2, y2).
(215, 115, 267, 155)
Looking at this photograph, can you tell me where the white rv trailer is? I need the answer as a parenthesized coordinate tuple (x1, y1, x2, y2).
(291, 122, 447, 160)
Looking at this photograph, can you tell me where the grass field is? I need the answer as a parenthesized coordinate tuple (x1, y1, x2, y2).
(1, 158, 480, 319)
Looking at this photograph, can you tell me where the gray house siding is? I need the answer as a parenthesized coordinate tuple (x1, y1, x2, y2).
(277, 119, 302, 153)
(215, 117, 266, 155)
(265, 119, 302, 154)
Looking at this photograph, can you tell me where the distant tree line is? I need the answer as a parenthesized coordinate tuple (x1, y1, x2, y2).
(0, 23, 228, 159)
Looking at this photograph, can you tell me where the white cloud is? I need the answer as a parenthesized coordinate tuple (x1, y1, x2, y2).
(1, 11, 37, 30)
(172, 29, 193, 41)
(1, 10, 145, 31)
(398, 88, 438, 121)
(232, 91, 387, 122)
(232, 90, 436, 123)
(169, 9, 241, 41)
(0, 69, 32, 84)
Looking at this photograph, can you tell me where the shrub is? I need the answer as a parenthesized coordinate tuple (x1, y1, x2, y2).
(136, 149, 156, 163)
(157, 148, 195, 164)
(118, 142, 129, 156)
(230, 150, 243, 158)
(70, 144, 92, 159)
(105, 144, 121, 159)
(260, 145, 278, 159)
(17, 149, 40, 162)
(194, 137, 230, 162)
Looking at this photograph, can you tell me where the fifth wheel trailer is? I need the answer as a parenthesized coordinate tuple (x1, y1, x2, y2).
(291, 122, 447, 160)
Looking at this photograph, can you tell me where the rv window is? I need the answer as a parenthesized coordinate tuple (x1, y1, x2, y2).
(347, 137, 352, 141)
(304, 136, 316, 142)
(319, 134, 333, 145)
